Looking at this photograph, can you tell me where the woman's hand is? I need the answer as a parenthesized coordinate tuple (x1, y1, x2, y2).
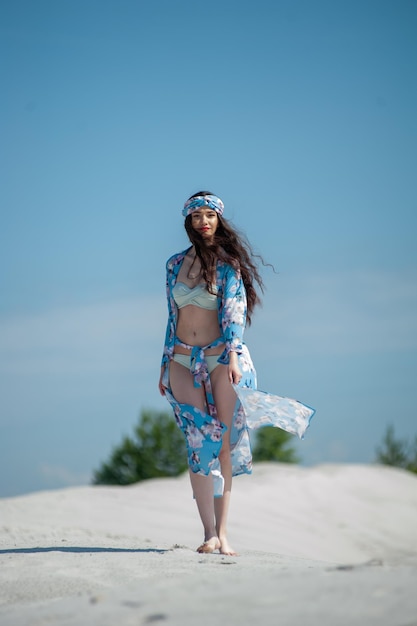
(228, 351, 242, 385)
(158, 367, 166, 396)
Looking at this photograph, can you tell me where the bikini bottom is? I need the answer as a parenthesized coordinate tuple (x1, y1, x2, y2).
(172, 353, 221, 374)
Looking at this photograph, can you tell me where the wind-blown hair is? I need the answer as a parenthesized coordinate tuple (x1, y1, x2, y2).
(184, 190, 267, 325)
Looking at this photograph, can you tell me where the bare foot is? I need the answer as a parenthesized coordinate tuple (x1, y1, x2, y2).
(219, 537, 239, 556)
(196, 537, 221, 554)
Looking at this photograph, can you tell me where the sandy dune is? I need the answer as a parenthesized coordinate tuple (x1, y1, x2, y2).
(1, 463, 417, 625)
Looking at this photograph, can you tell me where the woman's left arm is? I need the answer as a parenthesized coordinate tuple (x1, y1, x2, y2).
(219, 265, 247, 384)
(227, 350, 242, 385)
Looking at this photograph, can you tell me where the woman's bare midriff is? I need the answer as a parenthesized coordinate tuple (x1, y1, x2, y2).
(174, 305, 224, 355)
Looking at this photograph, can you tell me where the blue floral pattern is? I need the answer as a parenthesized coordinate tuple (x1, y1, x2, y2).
(161, 247, 315, 496)
(182, 194, 224, 217)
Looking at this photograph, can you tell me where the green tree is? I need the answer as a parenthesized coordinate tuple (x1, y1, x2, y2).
(252, 427, 300, 463)
(92, 409, 187, 485)
(375, 424, 417, 474)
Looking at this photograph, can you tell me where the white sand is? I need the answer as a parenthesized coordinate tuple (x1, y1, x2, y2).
(1, 463, 417, 625)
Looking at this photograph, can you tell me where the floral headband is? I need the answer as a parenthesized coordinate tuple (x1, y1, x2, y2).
(182, 194, 224, 217)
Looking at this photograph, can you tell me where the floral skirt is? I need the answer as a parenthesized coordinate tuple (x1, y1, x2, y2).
(162, 341, 315, 497)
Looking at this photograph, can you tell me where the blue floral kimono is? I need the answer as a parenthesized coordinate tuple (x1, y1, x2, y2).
(161, 247, 315, 496)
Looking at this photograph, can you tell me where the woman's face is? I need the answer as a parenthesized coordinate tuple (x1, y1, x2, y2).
(191, 207, 219, 242)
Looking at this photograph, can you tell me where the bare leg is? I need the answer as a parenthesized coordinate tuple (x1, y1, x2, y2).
(169, 360, 220, 553)
(211, 365, 239, 556)
(189, 471, 221, 553)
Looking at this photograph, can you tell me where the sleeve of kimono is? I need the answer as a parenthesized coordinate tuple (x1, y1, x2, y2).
(219, 265, 247, 362)
(161, 263, 176, 367)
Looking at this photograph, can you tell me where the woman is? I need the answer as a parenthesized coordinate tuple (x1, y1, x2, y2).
(158, 191, 313, 556)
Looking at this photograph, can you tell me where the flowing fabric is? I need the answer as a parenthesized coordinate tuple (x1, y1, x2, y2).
(232, 386, 315, 439)
(161, 248, 315, 496)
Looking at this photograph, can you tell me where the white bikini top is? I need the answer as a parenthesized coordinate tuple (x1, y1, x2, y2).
(172, 282, 219, 310)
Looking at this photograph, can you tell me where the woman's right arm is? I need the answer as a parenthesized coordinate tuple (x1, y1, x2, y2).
(159, 258, 177, 392)
(158, 366, 166, 395)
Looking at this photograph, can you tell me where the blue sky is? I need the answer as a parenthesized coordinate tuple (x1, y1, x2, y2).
(1, 0, 416, 497)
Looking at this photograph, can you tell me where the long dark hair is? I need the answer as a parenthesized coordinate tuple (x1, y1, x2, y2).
(184, 190, 267, 325)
